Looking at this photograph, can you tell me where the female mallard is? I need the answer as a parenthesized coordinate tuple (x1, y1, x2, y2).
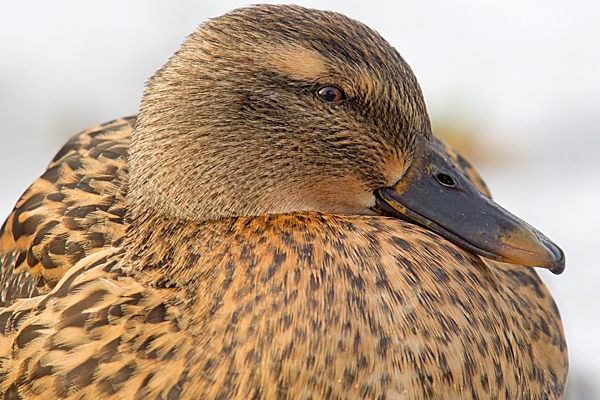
(0, 5, 566, 399)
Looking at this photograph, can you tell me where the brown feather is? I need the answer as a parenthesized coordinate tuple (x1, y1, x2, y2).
(0, 5, 566, 399)
(0, 117, 131, 303)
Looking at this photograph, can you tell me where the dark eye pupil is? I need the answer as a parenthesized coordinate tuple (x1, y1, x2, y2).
(317, 86, 345, 103)
(323, 89, 337, 102)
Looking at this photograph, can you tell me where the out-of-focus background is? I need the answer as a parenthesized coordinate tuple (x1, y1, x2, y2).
(1, 1, 598, 397)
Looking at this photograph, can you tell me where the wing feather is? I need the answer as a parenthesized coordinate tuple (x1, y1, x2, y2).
(0, 117, 134, 306)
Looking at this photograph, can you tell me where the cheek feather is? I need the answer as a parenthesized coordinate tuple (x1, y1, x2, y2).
(290, 175, 376, 215)
(382, 155, 410, 187)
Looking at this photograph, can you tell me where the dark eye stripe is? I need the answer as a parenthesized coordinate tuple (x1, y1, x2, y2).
(317, 86, 347, 103)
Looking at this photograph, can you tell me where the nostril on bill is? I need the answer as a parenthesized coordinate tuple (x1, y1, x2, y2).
(435, 172, 456, 188)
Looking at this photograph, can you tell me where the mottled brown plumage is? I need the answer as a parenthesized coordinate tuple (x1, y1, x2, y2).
(0, 117, 131, 303)
(0, 5, 566, 399)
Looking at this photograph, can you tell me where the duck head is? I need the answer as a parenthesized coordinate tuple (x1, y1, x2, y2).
(128, 5, 564, 274)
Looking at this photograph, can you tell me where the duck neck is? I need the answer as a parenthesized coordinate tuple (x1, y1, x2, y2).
(122, 210, 236, 293)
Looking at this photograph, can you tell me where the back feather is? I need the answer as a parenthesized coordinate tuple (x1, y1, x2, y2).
(0, 117, 133, 306)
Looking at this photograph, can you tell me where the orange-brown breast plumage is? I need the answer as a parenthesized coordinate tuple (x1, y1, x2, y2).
(0, 4, 567, 400)
(0, 117, 567, 399)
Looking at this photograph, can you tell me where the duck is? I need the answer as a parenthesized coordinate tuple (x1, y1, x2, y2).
(0, 4, 567, 399)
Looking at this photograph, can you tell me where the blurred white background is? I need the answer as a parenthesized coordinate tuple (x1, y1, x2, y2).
(1, 1, 598, 397)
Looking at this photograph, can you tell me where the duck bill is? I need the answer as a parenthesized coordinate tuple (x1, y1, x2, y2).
(372, 136, 565, 274)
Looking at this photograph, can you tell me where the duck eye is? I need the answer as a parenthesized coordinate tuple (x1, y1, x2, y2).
(317, 86, 346, 103)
